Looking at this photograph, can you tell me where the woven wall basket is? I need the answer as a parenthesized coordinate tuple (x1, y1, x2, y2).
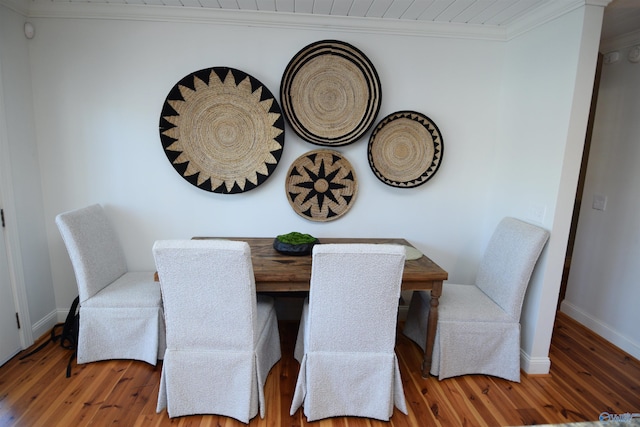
(368, 111, 444, 188)
(159, 67, 285, 194)
(286, 149, 358, 222)
(280, 40, 381, 147)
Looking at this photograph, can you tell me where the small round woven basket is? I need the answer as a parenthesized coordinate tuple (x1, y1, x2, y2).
(368, 110, 444, 188)
(285, 149, 358, 221)
(281, 40, 381, 147)
(159, 67, 285, 194)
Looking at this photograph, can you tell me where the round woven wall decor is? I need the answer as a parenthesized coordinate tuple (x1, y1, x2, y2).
(368, 111, 444, 188)
(280, 40, 381, 147)
(159, 67, 285, 194)
(286, 149, 358, 222)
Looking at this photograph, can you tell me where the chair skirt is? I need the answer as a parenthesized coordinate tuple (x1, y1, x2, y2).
(290, 351, 407, 421)
(404, 288, 522, 382)
(78, 305, 165, 365)
(156, 298, 280, 423)
(77, 272, 166, 365)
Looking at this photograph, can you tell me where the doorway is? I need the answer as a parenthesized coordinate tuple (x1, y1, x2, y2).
(0, 204, 22, 366)
(0, 65, 26, 366)
(558, 53, 604, 309)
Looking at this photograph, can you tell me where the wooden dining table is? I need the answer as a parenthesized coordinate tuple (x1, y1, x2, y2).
(188, 237, 448, 378)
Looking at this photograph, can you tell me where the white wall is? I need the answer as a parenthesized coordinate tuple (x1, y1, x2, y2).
(30, 17, 506, 309)
(0, 2, 608, 371)
(492, 5, 604, 372)
(562, 34, 640, 359)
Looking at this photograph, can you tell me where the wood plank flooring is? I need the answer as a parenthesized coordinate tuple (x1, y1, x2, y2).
(1, 312, 639, 426)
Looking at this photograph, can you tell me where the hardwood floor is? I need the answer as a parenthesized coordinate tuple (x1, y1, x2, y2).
(1, 311, 638, 426)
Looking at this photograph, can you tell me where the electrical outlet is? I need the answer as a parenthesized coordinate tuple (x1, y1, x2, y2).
(527, 204, 546, 223)
(604, 51, 620, 64)
(592, 194, 607, 211)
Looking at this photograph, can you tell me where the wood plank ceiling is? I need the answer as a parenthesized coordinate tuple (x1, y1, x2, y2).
(125, 0, 551, 26)
(33, 0, 555, 26)
(24, 0, 640, 43)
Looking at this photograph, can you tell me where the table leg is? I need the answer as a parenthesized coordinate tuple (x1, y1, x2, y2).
(422, 281, 442, 378)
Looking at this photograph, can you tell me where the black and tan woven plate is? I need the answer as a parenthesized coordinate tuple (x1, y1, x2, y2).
(280, 40, 381, 147)
(368, 111, 444, 188)
(159, 67, 285, 194)
(286, 150, 358, 221)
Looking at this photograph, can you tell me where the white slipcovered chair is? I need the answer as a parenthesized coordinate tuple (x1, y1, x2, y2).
(403, 217, 549, 382)
(55, 204, 165, 366)
(290, 244, 408, 421)
(152, 239, 281, 423)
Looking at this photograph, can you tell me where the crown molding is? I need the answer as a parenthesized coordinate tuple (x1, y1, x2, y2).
(0, 0, 30, 16)
(600, 29, 640, 52)
(506, 0, 609, 40)
(586, 0, 612, 6)
(23, 2, 509, 40)
(5, 0, 603, 42)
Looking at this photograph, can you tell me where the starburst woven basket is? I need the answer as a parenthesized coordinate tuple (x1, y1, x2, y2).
(159, 67, 285, 194)
(285, 149, 358, 222)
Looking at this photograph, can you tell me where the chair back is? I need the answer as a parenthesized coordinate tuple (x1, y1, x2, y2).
(306, 244, 405, 353)
(56, 204, 128, 303)
(475, 217, 550, 319)
(152, 239, 257, 351)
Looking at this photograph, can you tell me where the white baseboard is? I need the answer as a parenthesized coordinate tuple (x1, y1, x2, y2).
(30, 309, 58, 341)
(520, 348, 551, 375)
(560, 300, 640, 360)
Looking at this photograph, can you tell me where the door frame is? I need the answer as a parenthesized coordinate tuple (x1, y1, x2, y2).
(0, 63, 33, 350)
(558, 53, 604, 309)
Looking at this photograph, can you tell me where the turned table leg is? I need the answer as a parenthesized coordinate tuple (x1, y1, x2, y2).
(422, 281, 442, 378)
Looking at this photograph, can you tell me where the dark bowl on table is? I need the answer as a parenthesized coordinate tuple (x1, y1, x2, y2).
(273, 238, 319, 256)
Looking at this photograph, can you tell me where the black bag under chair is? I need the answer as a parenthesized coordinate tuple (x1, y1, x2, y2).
(20, 296, 79, 377)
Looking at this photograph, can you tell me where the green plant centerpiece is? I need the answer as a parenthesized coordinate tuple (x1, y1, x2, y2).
(273, 232, 319, 256)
